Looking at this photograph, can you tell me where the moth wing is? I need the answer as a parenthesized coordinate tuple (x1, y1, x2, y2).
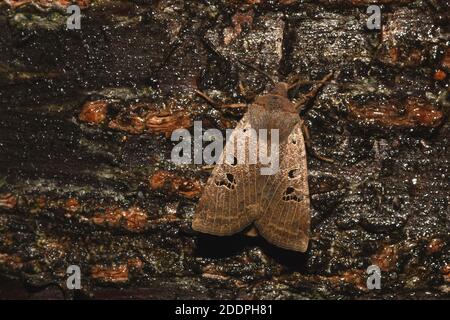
(254, 121, 310, 252)
(192, 113, 261, 236)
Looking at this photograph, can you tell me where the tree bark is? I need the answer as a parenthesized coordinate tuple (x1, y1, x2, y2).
(0, 0, 448, 299)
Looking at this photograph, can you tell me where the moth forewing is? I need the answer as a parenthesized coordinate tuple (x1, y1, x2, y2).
(234, 127, 258, 166)
(254, 121, 310, 252)
(258, 128, 280, 176)
(192, 114, 258, 236)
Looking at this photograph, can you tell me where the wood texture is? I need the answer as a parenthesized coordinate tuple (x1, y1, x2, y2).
(0, 0, 448, 299)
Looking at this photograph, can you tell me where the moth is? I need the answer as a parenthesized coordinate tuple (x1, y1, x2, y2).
(192, 69, 334, 252)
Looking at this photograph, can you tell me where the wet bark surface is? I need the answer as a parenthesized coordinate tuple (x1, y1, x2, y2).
(0, 0, 449, 299)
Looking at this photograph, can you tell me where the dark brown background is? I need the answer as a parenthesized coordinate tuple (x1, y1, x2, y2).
(0, 0, 448, 299)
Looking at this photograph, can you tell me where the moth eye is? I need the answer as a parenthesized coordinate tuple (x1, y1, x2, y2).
(288, 169, 300, 179)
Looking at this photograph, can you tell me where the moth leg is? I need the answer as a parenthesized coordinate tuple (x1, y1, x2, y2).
(294, 71, 334, 114)
(238, 80, 247, 96)
(288, 79, 321, 100)
(195, 90, 220, 107)
(301, 122, 334, 163)
(195, 90, 247, 111)
(288, 79, 319, 91)
(221, 103, 248, 110)
(238, 80, 256, 102)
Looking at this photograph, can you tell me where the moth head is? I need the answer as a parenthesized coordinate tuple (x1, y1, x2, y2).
(270, 82, 289, 97)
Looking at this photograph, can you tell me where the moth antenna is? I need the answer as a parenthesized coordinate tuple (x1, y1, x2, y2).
(301, 122, 334, 163)
(237, 60, 276, 86)
(288, 79, 318, 91)
(295, 71, 335, 114)
(195, 90, 247, 113)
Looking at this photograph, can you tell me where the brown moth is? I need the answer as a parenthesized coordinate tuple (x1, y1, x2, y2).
(192, 72, 334, 252)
